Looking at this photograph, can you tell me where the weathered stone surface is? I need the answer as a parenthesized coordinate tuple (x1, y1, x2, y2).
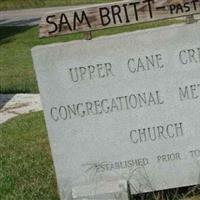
(39, 0, 200, 38)
(0, 94, 42, 124)
(72, 179, 128, 200)
(32, 22, 200, 200)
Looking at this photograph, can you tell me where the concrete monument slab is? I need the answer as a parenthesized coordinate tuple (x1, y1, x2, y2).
(32, 22, 200, 200)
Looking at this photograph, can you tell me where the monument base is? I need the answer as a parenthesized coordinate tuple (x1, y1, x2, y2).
(72, 180, 129, 200)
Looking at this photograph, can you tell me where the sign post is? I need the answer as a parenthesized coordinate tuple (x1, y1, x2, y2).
(32, 1, 200, 200)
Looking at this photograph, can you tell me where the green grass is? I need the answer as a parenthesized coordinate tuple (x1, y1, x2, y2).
(0, 19, 183, 94)
(0, 26, 82, 93)
(0, 112, 199, 199)
(0, 112, 59, 200)
(0, 0, 119, 11)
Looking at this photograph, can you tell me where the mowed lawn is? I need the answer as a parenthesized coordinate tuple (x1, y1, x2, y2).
(0, 19, 183, 93)
(0, 112, 59, 200)
(0, 112, 200, 200)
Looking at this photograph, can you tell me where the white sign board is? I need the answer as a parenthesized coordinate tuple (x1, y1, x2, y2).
(32, 22, 200, 200)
